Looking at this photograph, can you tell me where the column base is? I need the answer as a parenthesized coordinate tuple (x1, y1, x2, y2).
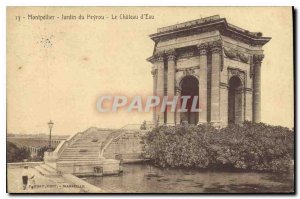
(197, 121, 207, 125)
(157, 122, 165, 126)
(166, 122, 175, 126)
(210, 121, 221, 128)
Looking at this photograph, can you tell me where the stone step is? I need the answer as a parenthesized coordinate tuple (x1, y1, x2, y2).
(76, 138, 105, 140)
(59, 158, 99, 160)
(60, 152, 98, 155)
(59, 157, 99, 160)
(62, 150, 99, 152)
(72, 144, 100, 147)
(35, 165, 50, 176)
(58, 159, 99, 162)
(70, 144, 100, 147)
(60, 152, 98, 154)
(68, 146, 100, 149)
(35, 165, 59, 177)
(60, 155, 99, 158)
(46, 162, 57, 169)
(62, 150, 99, 153)
(70, 146, 101, 148)
(58, 160, 100, 162)
(73, 140, 102, 143)
(72, 142, 101, 144)
(76, 139, 104, 141)
(40, 164, 58, 173)
(59, 154, 98, 157)
(65, 147, 100, 150)
(60, 153, 98, 155)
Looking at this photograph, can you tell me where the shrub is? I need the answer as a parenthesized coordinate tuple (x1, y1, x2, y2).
(143, 121, 294, 172)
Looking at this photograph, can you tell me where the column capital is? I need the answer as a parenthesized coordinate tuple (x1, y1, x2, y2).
(209, 40, 222, 54)
(197, 43, 208, 55)
(253, 54, 264, 64)
(151, 68, 157, 76)
(175, 86, 181, 94)
(154, 52, 164, 62)
(147, 56, 156, 64)
(166, 49, 176, 61)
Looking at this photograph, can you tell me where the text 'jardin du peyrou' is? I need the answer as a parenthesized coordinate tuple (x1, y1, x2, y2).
(15, 14, 155, 22)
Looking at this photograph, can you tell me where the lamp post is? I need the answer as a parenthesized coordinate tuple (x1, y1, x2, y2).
(48, 120, 54, 151)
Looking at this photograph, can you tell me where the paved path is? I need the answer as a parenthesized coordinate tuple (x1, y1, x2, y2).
(7, 167, 84, 193)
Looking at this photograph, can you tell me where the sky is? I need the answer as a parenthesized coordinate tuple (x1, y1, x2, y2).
(7, 7, 293, 135)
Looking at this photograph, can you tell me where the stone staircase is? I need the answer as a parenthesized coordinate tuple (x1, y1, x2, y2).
(46, 125, 147, 176)
(57, 128, 111, 162)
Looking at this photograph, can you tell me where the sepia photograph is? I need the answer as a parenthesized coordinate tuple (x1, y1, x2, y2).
(6, 6, 294, 194)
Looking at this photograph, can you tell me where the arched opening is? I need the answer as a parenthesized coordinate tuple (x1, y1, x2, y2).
(180, 75, 199, 125)
(228, 76, 243, 124)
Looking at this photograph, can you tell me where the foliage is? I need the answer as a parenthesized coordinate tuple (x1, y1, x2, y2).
(7, 142, 30, 162)
(140, 121, 147, 130)
(143, 121, 294, 172)
(31, 146, 49, 161)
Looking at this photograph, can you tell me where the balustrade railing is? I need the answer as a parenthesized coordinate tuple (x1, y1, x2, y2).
(99, 123, 153, 158)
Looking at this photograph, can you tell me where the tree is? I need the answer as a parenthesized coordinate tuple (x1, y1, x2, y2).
(7, 142, 30, 162)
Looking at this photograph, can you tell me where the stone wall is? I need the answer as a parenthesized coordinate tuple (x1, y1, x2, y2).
(57, 159, 120, 176)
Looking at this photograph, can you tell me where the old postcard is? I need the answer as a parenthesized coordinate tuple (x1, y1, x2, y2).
(6, 7, 294, 193)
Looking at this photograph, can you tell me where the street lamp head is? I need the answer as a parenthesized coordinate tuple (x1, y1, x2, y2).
(48, 120, 54, 129)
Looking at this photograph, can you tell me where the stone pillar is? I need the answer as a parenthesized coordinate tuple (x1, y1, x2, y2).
(156, 54, 165, 125)
(151, 68, 157, 126)
(245, 89, 253, 121)
(175, 88, 181, 125)
(253, 54, 264, 123)
(220, 84, 228, 127)
(210, 41, 222, 125)
(167, 51, 176, 125)
(197, 43, 208, 124)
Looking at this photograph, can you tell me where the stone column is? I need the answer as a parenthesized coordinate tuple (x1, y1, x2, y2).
(245, 89, 253, 121)
(167, 50, 176, 125)
(175, 88, 181, 124)
(220, 83, 228, 127)
(151, 68, 157, 126)
(197, 43, 208, 124)
(253, 54, 264, 123)
(210, 40, 222, 125)
(156, 54, 165, 125)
